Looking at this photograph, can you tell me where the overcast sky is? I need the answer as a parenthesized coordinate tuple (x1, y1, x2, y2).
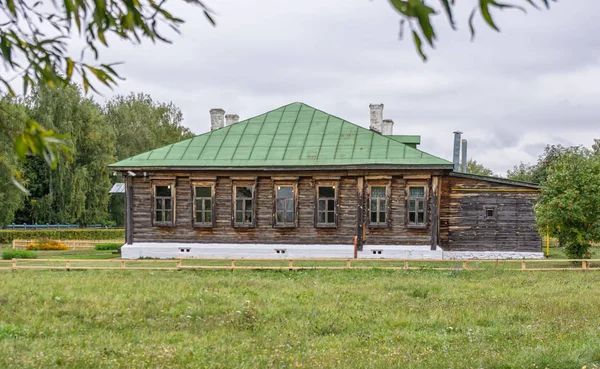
(93, 0, 598, 174)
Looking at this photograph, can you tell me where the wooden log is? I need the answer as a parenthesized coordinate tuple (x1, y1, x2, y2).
(126, 175, 134, 244)
(431, 176, 439, 250)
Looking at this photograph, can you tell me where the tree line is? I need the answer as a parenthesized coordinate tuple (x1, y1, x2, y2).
(0, 84, 193, 227)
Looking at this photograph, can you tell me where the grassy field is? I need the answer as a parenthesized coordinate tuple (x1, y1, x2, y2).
(1, 268, 600, 369)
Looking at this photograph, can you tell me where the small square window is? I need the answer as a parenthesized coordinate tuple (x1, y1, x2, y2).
(484, 206, 497, 220)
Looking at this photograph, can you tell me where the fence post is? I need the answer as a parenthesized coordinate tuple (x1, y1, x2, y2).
(462, 261, 468, 270)
(231, 259, 236, 270)
(11, 258, 16, 271)
(65, 260, 70, 271)
(345, 259, 351, 269)
(404, 260, 409, 271)
(545, 226, 550, 257)
(521, 261, 526, 271)
(288, 259, 294, 270)
(121, 260, 126, 270)
(176, 259, 182, 271)
(582, 260, 587, 271)
(494, 259, 499, 270)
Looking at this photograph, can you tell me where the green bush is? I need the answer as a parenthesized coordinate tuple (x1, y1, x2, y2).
(95, 243, 123, 251)
(0, 229, 124, 243)
(2, 250, 37, 260)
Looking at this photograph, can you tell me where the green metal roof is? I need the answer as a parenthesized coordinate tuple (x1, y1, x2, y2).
(109, 102, 453, 169)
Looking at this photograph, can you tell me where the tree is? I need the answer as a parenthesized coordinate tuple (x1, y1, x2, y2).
(1, 85, 192, 226)
(506, 162, 536, 183)
(0, 97, 27, 226)
(389, 0, 556, 60)
(506, 144, 568, 184)
(535, 147, 600, 259)
(13, 84, 116, 225)
(466, 159, 493, 176)
(104, 93, 193, 160)
(0, 0, 213, 186)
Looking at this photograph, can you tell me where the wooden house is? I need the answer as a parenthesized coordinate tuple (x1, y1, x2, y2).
(109, 102, 542, 259)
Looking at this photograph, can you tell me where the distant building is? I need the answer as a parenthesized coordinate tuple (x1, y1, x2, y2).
(109, 102, 541, 259)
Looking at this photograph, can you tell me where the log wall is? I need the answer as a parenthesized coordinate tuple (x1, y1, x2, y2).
(439, 176, 541, 252)
(129, 170, 437, 245)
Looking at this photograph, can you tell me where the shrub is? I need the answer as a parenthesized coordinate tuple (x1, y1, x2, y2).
(2, 250, 37, 260)
(95, 243, 122, 251)
(0, 229, 125, 243)
(26, 240, 69, 251)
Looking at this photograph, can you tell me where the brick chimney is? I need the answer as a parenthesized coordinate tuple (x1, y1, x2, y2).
(210, 108, 225, 131)
(369, 104, 384, 133)
(381, 119, 394, 135)
(225, 114, 239, 126)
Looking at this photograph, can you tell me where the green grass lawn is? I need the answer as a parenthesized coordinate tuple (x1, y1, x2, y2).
(1, 269, 600, 369)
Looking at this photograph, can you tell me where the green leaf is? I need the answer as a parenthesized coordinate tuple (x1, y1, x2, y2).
(6, 0, 17, 16)
(468, 8, 477, 41)
(438, 0, 456, 30)
(390, 0, 412, 16)
(412, 31, 427, 61)
(66, 58, 74, 80)
(14, 135, 27, 161)
(203, 11, 216, 26)
(488, 0, 527, 14)
(97, 30, 108, 46)
(410, 0, 437, 46)
(524, 0, 540, 10)
(1, 79, 15, 96)
(479, 0, 500, 32)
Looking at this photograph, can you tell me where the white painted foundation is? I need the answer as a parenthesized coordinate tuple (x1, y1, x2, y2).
(120, 243, 544, 260)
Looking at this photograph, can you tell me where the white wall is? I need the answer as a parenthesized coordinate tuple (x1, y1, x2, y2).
(121, 243, 544, 260)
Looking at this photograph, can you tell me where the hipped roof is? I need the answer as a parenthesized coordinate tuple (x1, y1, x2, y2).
(109, 102, 453, 169)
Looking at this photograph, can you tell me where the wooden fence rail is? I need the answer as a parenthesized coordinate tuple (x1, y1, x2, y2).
(12, 239, 124, 250)
(0, 258, 599, 271)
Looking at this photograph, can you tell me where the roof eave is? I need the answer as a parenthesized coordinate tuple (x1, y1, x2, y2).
(449, 172, 539, 189)
(108, 164, 455, 172)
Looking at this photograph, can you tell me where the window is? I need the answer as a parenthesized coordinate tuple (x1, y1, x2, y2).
(233, 185, 255, 227)
(275, 185, 296, 227)
(484, 206, 497, 221)
(154, 184, 174, 226)
(407, 186, 426, 227)
(193, 185, 214, 227)
(316, 183, 337, 227)
(369, 186, 388, 227)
